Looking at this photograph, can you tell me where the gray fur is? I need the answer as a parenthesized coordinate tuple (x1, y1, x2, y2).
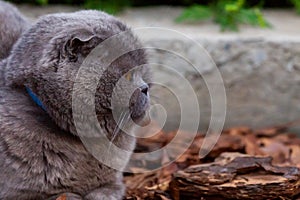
(0, 10, 150, 200)
(0, 0, 30, 60)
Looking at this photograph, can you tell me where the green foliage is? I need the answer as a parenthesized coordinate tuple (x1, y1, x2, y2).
(176, 5, 212, 22)
(84, 0, 130, 14)
(11, 0, 49, 5)
(35, 0, 48, 5)
(291, 0, 300, 14)
(176, 0, 271, 31)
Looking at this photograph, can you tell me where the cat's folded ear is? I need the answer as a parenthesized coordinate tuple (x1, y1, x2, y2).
(38, 30, 102, 72)
(64, 30, 102, 62)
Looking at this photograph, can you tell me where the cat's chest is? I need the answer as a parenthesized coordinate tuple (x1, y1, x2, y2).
(0, 120, 116, 196)
(0, 88, 117, 195)
(41, 141, 116, 195)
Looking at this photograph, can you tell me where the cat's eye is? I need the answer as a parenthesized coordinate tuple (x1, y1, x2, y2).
(125, 72, 132, 81)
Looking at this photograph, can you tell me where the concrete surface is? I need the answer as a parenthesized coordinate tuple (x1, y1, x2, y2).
(17, 4, 300, 132)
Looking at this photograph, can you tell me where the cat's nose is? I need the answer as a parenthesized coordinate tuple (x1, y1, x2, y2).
(140, 84, 149, 96)
(129, 84, 150, 121)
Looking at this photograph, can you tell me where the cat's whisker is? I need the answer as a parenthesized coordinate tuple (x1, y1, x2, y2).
(104, 109, 131, 162)
(149, 94, 161, 102)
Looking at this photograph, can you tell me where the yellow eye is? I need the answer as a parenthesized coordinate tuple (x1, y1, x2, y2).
(125, 73, 132, 81)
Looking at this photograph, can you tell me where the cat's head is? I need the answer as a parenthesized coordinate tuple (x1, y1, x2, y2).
(5, 10, 151, 136)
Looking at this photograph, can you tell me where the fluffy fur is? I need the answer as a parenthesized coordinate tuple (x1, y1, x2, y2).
(0, 9, 150, 200)
(0, 0, 30, 60)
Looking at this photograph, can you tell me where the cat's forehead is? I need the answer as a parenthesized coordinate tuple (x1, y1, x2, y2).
(38, 11, 128, 37)
(47, 10, 111, 20)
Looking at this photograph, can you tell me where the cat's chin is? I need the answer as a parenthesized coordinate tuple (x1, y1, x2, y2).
(132, 110, 151, 127)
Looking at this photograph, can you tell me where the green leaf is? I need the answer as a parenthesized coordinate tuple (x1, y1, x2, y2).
(176, 5, 213, 23)
(291, 0, 300, 14)
(238, 8, 271, 28)
(225, 4, 239, 12)
(176, 1, 271, 32)
(35, 0, 48, 5)
(215, 12, 239, 31)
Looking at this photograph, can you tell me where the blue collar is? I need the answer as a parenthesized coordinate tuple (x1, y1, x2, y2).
(25, 87, 47, 111)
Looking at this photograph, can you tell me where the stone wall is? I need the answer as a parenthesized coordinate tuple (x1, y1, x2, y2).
(142, 37, 300, 131)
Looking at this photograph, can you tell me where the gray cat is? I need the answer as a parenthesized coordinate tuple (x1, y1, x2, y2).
(0, 0, 30, 60)
(0, 9, 150, 200)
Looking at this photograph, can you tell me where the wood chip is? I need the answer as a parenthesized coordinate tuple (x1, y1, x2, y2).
(125, 123, 300, 200)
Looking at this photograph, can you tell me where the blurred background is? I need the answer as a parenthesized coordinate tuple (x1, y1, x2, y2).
(9, 0, 300, 134)
(6, 0, 300, 13)
(7, 1, 300, 30)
